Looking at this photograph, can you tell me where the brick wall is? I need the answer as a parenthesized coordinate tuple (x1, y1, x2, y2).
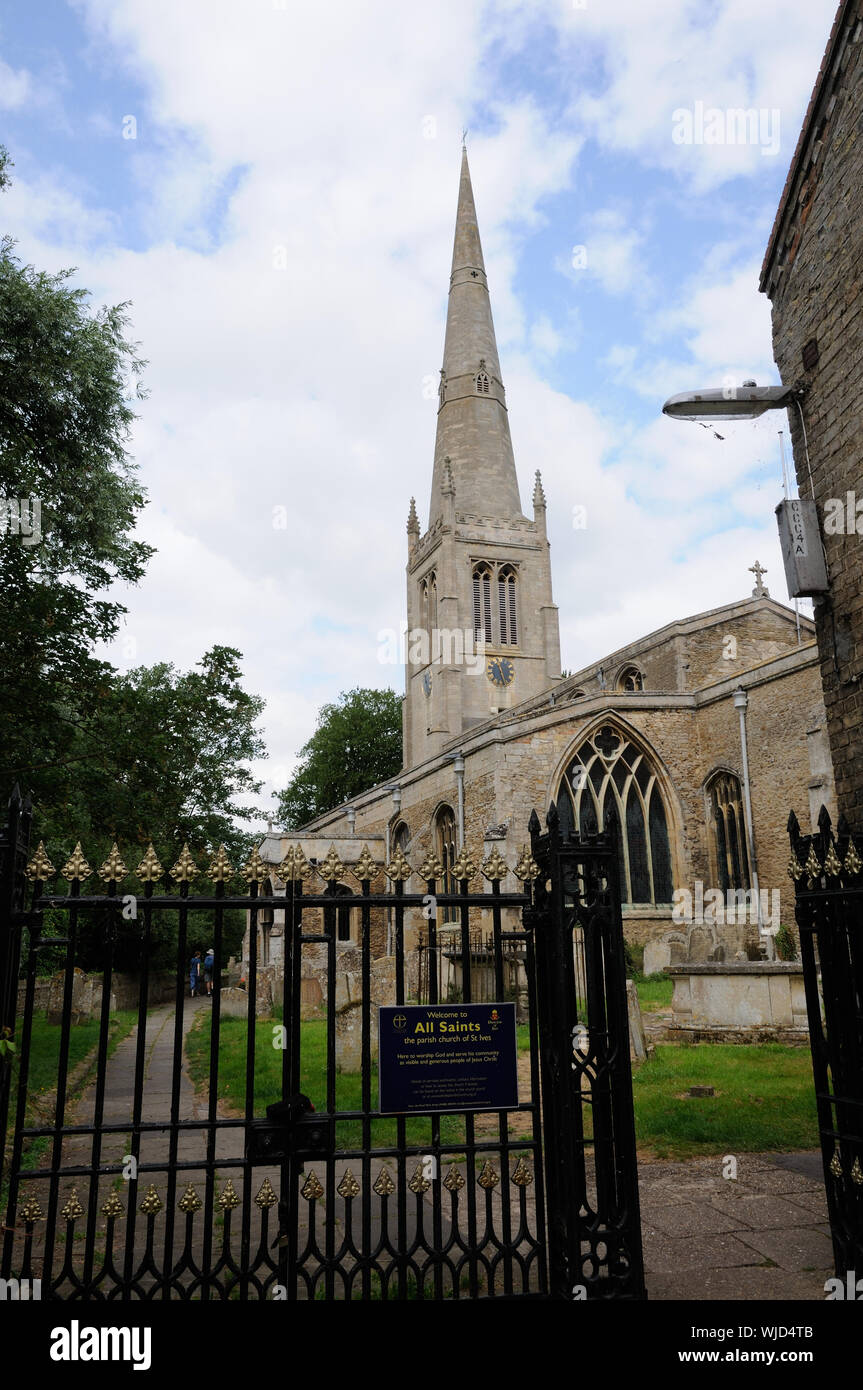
(762, 4, 863, 826)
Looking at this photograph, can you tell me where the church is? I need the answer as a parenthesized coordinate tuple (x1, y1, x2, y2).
(246, 148, 835, 975)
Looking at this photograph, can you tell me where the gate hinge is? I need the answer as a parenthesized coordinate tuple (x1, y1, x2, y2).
(245, 1092, 332, 1163)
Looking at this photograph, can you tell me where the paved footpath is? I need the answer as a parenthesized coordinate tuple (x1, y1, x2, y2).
(639, 1151, 833, 1300)
(21, 1002, 835, 1300)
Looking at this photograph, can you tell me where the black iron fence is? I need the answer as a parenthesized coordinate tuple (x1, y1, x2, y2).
(788, 805, 863, 1277)
(0, 787, 644, 1300)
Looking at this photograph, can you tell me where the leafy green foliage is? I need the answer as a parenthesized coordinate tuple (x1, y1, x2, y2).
(0, 146, 154, 820)
(774, 924, 798, 962)
(34, 645, 265, 971)
(276, 687, 402, 827)
(40, 645, 266, 853)
(0, 148, 267, 972)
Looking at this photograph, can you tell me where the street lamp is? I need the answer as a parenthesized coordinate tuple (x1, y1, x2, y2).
(662, 382, 795, 421)
(661, 380, 828, 598)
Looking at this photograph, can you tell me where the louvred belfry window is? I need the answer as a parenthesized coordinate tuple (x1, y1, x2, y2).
(498, 566, 517, 645)
(473, 563, 492, 646)
(420, 571, 437, 639)
(476, 371, 490, 393)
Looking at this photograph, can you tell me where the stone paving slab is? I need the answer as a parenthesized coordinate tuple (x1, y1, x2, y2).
(730, 1224, 835, 1273)
(780, 1189, 831, 1217)
(702, 1192, 827, 1230)
(643, 1230, 769, 1274)
(641, 1200, 744, 1238)
(647, 1266, 829, 1301)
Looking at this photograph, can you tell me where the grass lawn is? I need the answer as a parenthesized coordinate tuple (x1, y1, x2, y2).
(633, 972, 673, 1011)
(186, 1014, 472, 1151)
(186, 1010, 818, 1163)
(13, 1009, 138, 1105)
(3, 1009, 138, 1197)
(632, 1043, 819, 1158)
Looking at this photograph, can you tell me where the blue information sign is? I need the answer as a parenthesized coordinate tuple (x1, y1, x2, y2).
(378, 1003, 519, 1114)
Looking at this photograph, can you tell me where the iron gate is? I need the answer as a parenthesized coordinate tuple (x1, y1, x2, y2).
(0, 786, 644, 1300)
(788, 805, 863, 1276)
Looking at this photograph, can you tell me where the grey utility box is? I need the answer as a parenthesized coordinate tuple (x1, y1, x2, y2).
(775, 498, 829, 597)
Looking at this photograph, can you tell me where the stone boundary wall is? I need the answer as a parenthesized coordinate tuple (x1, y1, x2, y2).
(17, 969, 177, 1023)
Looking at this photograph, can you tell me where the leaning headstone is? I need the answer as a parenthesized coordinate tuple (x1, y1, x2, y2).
(48, 967, 90, 1025)
(643, 938, 671, 976)
(687, 925, 711, 962)
(219, 984, 273, 1019)
(626, 980, 650, 1063)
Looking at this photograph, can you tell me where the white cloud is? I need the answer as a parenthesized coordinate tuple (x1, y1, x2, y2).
(0, 55, 30, 109)
(556, 0, 837, 191)
(3, 0, 831, 825)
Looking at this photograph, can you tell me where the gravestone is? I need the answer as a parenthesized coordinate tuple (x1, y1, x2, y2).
(643, 938, 671, 976)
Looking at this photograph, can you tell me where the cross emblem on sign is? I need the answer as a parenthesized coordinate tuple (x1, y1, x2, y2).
(393, 1014, 407, 1030)
(593, 727, 621, 759)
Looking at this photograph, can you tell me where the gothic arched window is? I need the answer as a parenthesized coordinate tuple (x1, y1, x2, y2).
(436, 805, 458, 924)
(618, 666, 644, 692)
(476, 371, 490, 394)
(707, 771, 750, 893)
(557, 726, 673, 906)
(420, 571, 437, 640)
(472, 563, 493, 647)
(498, 565, 518, 646)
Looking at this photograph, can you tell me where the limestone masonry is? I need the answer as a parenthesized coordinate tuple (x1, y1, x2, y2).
(247, 144, 837, 981)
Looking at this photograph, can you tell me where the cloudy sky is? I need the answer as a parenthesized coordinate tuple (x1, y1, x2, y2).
(0, 0, 837, 816)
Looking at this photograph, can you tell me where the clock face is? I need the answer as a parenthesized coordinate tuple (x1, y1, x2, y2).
(486, 657, 515, 689)
(422, 670, 432, 696)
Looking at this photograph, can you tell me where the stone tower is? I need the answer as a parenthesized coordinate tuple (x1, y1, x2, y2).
(403, 146, 561, 766)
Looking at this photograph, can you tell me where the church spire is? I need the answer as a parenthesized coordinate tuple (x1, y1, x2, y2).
(428, 147, 523, 525)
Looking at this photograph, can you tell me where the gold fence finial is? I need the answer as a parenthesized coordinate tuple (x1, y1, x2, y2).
(61, 842, 92, 882)
(99, 843, 128, 883)
(208, 844, 234, 883)
(135, 843, 164, 884)
(170, 843, 198, 883)
(26, 842, 55, 882)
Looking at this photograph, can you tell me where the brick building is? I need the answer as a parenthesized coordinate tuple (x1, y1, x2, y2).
(761, 0, 863, 825)
(247, 146, 836, 975)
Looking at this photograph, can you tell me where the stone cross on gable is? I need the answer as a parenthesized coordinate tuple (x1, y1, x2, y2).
(749, 561, 769, 598)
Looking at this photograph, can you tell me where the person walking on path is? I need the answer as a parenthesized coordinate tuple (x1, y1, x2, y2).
(189, 949, 202, 998)
(203, 946, 215, 997)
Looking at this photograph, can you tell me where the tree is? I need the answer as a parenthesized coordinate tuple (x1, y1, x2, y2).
(276, 687, 403, 827)
(37, 646, 267, 972)
(0, 144, 153, 817)
(43, 645, 266, 854)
